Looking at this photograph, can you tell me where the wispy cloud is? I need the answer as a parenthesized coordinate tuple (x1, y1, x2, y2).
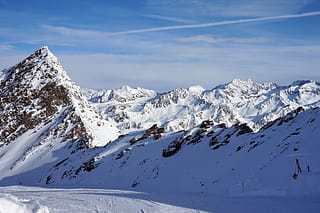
(144, 14, 196, 24)
(42, 25, 104, 38)
(45, 11, 320, 38)
(145, 0, 314, 18)
(177, 35, 271, 44)
(57, 43, 320, 91)
(106, 11, 320, 36)
(177, 35, 217, 43)
(0, 44, 14, 51)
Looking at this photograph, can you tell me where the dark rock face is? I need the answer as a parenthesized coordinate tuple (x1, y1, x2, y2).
(130, 124, 165, 145)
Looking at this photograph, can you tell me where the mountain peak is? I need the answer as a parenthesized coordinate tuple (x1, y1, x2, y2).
(213, 78, 277, 95)
(229, 78, 255, 87)
(0, 46, 64, 88)
(0, 47, 119, 148)
(188, 85, 205, 95)
(40, 45, 49, 50)
(27, 45, 58, 65)
(36, 45, 50, 54)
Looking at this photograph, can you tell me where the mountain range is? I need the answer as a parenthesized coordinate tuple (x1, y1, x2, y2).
(0, 47, 319, 197)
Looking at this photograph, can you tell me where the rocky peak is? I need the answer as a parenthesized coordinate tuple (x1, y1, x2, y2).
(0, 47, 119, 148)
(223, 79, 276, 96)
(1, 46, 62, 89)
(148, 88, 192, 109)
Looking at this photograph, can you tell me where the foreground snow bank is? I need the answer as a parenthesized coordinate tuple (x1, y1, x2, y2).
(1, 186, 320, 213)
(0, 194, 49, 213)
(0, 186, 203, 213)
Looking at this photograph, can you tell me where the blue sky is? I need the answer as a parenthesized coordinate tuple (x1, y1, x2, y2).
(1, 0, 320, 91)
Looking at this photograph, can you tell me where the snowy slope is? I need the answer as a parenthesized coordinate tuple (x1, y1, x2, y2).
(1, 105, 319, 198)
(0, 107, 319, 212)
(23, 107, 317, 196)
(1, 185, 320, 213)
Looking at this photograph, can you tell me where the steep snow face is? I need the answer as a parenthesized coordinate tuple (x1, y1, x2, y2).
(4, 106, 317, 197)
(45, 107, 320, 195)
(0, 46, 119, 148)
(86, 78, 320, 134)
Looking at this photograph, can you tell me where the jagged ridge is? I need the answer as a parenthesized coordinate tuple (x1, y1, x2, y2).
(85, 79, 320, 134)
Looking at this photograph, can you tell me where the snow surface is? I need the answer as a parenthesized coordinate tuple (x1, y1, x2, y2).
(1, 186, 320, 213)
(0, 192, 49, 213)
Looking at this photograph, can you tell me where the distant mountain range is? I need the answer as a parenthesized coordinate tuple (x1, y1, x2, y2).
(0, 47, 319, 196)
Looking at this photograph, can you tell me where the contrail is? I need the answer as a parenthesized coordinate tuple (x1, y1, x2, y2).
(106, 11, 320, 36)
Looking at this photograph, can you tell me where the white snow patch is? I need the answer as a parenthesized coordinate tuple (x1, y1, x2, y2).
(0, 193, 49, 213)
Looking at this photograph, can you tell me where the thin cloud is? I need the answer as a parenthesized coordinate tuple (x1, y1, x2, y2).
(0, 44, 14, 51)
(44, 11, 320, 38)
(145, 14, 196, 24)
(106, 11, 320, 36)
(178, 35, 217, 43)
(57, 43, 320, 91)
(145, 0, 314, 18)
(177, 35, 271, 44)
(42, 25, 104, 37)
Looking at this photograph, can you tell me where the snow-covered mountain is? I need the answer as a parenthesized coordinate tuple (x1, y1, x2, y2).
(0, 47, 320, 202)
(84, 78, 320, 134)
(0, 47, 120, 182)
